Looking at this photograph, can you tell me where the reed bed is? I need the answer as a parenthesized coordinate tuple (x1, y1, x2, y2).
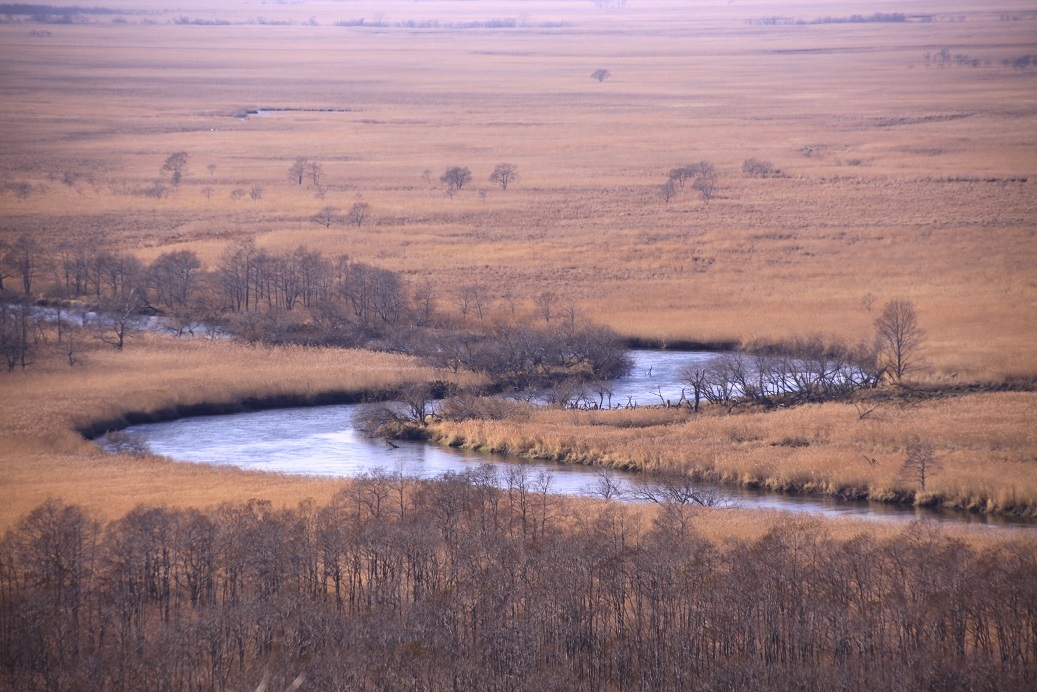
(431, 392, 1037, 517)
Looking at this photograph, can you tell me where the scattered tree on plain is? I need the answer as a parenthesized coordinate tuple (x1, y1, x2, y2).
(160, 152, 189, 187)
(490, 163, 519, 191)
(288, 156, 309, 185)
(440, 166, 472, 193)
(691, 161, 718, 202)
(742, 157, 777, 178)
(347, 200, 370, 227)
(659, 178, 678, 204)
(591, 68, 611, 82)
(874, 298, 925, 383)
(313, 206, 342, 229)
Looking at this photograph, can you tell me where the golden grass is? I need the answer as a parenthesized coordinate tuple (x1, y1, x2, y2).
(0, 333, 479, 528)
(431, 392, 1037, 516)
(1, 1, 1035, 535)
(1, 0, 1035, 379)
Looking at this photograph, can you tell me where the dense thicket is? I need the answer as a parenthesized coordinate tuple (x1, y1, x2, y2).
(2, 485, 1034, 690)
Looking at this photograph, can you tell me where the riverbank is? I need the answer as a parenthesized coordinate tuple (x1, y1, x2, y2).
(0, 333, 480, 528)
(4, 332, 1036, 528)
(428, 392, 1037, 519)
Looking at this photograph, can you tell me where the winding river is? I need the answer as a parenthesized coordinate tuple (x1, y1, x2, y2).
(126, 350, 1034, 528)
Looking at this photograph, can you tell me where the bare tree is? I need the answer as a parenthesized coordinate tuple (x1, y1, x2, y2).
(591, 466, 625, 501)
(440, 166, 472, 193)
(288, 157, 309, 185)
(160, 152, 189, 187)
(201, 186, 213, 201)
(422, 169, 433, 187)
(534, 291, 557, 322)
(874, 298, 925, 383)
(668, 163, 700, 189)
(659, 178, 678, 205)
(678, 364, 708, 412)
(691, 161, 718, 202)
(490, 163, 519, 191)
(308, 161, 323, 187)
(347, 201, 370, 227)
(5, 233, 44, 294)
(742, 157, 777, 178)
(899, 441, 942, 491)
(591, 68, 611, 82)
(632, 471, 723, 507)
(313, 206, 342, 229)
(249, 185, 263, 201)
(96, 287, 143, 350)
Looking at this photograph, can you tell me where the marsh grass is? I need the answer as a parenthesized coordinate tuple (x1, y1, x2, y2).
(1, 1, 1034, 378)
(0, 333, 478, 527)
(1, 0, 1035, 525)
(431, 392, 1037, 516)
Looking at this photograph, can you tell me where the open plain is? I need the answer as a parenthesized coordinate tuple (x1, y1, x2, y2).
(2, 0, 1036, 519)
(2, 0, 1037, 687)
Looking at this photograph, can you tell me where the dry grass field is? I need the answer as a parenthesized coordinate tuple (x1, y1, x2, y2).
(1, 1, 1036, 526)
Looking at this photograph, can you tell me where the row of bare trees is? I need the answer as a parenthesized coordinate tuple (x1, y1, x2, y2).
(1, 235, 631, 386)
(2, 492, 1033, 690)
(678, 337, 883, 412)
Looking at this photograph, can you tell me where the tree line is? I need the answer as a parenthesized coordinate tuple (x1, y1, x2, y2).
(1, 490, 1034, 690)
(0, 235, 630, 387)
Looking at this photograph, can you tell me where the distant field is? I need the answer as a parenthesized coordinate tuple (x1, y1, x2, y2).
(1, 0, 1036, 525)
(1, 0, 1035, 379)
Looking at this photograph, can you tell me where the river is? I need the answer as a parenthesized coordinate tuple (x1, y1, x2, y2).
(124, 350, 1034, 528)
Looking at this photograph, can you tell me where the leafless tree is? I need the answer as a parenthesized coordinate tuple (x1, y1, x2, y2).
(5, 233, 44, 294)
(659, 178, 677, 205)
(899, 441, 942, 491)
(96, 287, 143, 350)
(249, 184, 263, 201)
(347, 201, 370, 227)
(160, 152, 189, 187)
(742, 157, 777, 178)
(591, 466, 625, 501)
(691, 161, 718, 202)
(313, 206, 342, 229)
(288, 156, 309, 185)
(632, 471, 724, 507)
(591, 68, 611, 82)
(678, 364, 708, 411)
(422, 169, 433, 187)
(308, 161, 323, 187)
(201, 186, 213, 201)
(490, 163, 519, 191)
(534, 290, 557, 322)
(874, 298, 925, 383)
(440, 166, 472, 193)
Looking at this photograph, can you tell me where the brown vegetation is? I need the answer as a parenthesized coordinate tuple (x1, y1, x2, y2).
(431, 390, 1037, 517)
(1, 1, 1036, 682)
(1, 493, 1034, 689)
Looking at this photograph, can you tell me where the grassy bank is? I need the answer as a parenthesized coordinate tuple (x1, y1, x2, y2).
(0, 333, 479, 528)
(429, 391, 1037, 518)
